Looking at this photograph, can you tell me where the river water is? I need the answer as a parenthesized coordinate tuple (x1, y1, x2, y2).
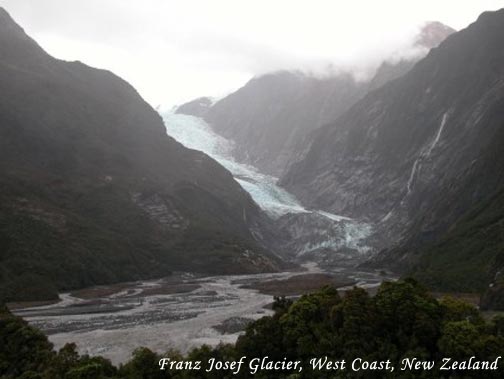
(15, 265, 388, 365)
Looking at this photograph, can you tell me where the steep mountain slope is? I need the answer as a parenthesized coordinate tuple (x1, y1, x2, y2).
(177, 22, 454, 176)
(281, 9, 504, 292)
(0, 8, 282, 302)
(175, 97, 214, 118)
(409, 189, 504, 294)
(366, 21, 456, 92)
(200, 71, 365, 175)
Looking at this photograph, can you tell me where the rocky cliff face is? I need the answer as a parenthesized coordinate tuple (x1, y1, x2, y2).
(175, 97, 213, 118)
(203, 71, 366, 176)
(415, 21, 457, 49)
(0, 8, 282, 302)
(177, 23, 454, 177)
(281, 9, 504, 292)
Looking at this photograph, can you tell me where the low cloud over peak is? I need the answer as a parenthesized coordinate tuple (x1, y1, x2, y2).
(0, 0, 500, 107)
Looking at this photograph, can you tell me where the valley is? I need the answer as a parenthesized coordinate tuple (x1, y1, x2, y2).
(10, 112, 393, 364)
(2, 5, 504, 377)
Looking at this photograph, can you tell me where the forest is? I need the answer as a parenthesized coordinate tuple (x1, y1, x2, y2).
(2, 279, 503, 379)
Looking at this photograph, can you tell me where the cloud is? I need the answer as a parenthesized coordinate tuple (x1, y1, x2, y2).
(0, 0, 502, 107)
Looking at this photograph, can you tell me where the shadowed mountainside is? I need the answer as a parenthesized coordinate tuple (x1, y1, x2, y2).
(280, 9, 504, 299)
(0, 8, 283, 302)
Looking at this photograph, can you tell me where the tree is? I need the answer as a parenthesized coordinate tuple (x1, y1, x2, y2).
(0, 305, 54, 378)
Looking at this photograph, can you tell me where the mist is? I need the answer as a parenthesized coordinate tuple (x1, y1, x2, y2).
(0, 0, 502, 108)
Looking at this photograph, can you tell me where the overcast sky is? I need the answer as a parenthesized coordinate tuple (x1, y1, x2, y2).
(1, 0, 503, 108)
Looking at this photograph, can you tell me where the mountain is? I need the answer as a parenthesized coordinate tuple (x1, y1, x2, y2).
(415, 21, 458, 49)
(195, 71, 366, 176)
(0, 8, 283, 303)
(280, 9, 504, 296)
(176, 22, 454, 176)
(411, 189, 504, 303)
(367, 21, 456, 92)
(174, 97, 214, 118)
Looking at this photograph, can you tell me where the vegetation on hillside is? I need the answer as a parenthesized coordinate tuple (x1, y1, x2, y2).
(410, 189, 504, 305)
(0, 7, 282, 304)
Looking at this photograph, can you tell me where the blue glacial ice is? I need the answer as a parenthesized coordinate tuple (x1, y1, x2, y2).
(163, 112, 372, 257)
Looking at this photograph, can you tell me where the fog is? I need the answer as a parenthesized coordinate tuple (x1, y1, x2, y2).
(0, 0, 502, 107)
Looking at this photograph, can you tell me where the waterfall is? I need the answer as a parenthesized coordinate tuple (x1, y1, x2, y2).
(406, 112, 448, 194)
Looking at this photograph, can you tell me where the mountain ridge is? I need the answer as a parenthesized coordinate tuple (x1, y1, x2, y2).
(0, 7, 283, 303)
(176, 21, 454, 176)
(280, 8, 504, 298)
